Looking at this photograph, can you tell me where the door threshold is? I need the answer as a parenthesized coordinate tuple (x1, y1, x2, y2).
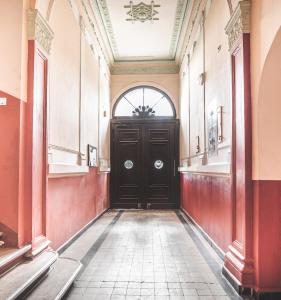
(110, 208, 179, 211)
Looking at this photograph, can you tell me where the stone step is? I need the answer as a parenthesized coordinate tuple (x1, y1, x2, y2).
(27, 257, 82, 300)
(0, 250, 58, 300)
(0, 245, 31, 276)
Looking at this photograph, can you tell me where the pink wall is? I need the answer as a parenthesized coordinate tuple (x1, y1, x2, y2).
(47, 169, 109, 249)
(0, 91, 25, 247)
(253, 180, 281, 292)
(0, 0, 26, 100)
(254, 28, 281, 180)
(251, 0, 281, 180)
(0, 91, 110, 250)
(250, 8, 281, 292)
(180, 173, 232, 252)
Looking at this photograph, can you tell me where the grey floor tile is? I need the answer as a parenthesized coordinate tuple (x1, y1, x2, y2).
(169, 288, 184, 296)
(126, 288, 141, 296)
(155, 288, 169, 296)
(112, 288, 127, 295)
(111, 296, 126, 300)
(141, 283, 154, 289)
(182, 288, 197, 296)
(115, 282, 129, 288)
(66, 211, 240, 300)
(140, 288, 154, 296)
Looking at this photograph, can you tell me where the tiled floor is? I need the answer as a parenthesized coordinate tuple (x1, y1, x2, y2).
(66, 210, 240, 300)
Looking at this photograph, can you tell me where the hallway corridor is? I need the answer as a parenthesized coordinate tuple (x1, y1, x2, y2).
(66, 210, 238, 300)
(1, 0, 281, 298)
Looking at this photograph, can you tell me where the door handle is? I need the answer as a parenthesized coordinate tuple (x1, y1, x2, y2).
(174, 160, 176, 176)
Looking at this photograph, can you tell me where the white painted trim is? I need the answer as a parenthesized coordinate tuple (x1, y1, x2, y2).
(178, 161, 231, 175)
(98, 167, 111, 173)
(48, 164, 89, 177)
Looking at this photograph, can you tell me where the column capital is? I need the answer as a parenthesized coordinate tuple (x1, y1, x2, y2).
(225, 0, 251, 52)
(27, 9, 54, 54)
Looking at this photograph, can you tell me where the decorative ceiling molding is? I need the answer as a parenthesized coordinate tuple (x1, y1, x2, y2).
(176, 0, 205, 64)
(111, 61, 179, 75)
(124, 1, 160, 23)
(90, 0, 119, 58)
(85, 0, 188, 62)
(115, 56, 169, 62)
(169, 0, 189, 58)
(225, 0, 251, 52)
(27, 9, 54, 54)
(81, 0, 114, 65)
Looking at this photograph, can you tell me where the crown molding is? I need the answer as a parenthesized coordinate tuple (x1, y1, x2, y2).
(111, 61, 179, 75)
(27, 9, 54, 54)
(176, 0, 204, 64)
(81, 0, 114, 65)
(114, 57, 176, 62)
(176, 0, 219, 66)
(169, 0, 190, 58)
(225, 0, 251, 52)
(90, 0, 119, 57)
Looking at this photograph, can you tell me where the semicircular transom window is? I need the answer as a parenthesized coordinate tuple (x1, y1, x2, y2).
(113, 86, 176, 118)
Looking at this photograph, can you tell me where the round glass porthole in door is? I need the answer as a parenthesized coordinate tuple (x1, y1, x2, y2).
(154, 160, 164, 170)
(124, 160, 134, 170)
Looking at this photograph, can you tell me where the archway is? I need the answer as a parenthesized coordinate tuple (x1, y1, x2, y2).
(112, 85, 176, 118)
(253, 26, 281, 290)
(257, 27, 281, 179)
(110, 86, 179, 209)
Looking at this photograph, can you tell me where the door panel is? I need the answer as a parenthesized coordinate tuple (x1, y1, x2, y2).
(144, 125, 176, 208)
(111, 120, 179, 209)
(112, 125, 142, 208)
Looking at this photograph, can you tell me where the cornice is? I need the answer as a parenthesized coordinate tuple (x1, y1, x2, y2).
(90, 0, 119, 57)
(176, 0, 205, 65)
(169, 0, 189, 58)
(81, 0, 114, 65)
(111, 61, 179, 75)
(225, 0, 251, 52)
(27, 9, 54, 54)
(114, 56, 176, 62)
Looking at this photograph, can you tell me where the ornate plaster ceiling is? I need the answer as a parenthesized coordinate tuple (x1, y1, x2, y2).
(87, 0, 189, 62)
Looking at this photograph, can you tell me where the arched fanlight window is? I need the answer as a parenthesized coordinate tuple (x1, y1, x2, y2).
(113, 86, 176, 118)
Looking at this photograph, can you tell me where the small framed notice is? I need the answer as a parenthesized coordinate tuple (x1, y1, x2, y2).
(88, 145, 97, 167)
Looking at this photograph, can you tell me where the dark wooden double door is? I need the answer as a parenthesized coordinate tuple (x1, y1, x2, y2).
(110, 119, 179, 209)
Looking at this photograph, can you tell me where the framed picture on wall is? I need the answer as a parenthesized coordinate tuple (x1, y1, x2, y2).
(88, 145, 97, 167)
(207, 106, 218, 157)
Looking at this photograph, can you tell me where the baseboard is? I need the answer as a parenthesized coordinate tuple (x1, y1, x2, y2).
(57, 208, 110, 255)
(180, 208, 225, 260)
(253, 291, 281, 300)
(221, 265, 245, 295)
(180, 209, 281, 299)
